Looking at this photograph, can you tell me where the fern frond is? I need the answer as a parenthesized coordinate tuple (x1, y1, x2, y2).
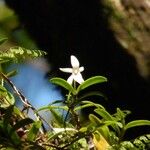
(0, 46, 47, 64)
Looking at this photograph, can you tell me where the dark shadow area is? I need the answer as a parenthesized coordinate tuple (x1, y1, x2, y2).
(5, 0, 150, 138)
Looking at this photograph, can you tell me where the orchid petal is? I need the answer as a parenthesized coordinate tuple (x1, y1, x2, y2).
(73, 73, 84, 84)
(79, 66, 84, 72)
(59, 68, 73, 73)
(71, 55, 79, 68)
(60, 55, 84, 85)
(67, 74, 74, 84)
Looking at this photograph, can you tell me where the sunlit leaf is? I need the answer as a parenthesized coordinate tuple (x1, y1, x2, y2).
(79, 127, 88, 132)
(0, 46, 47, 64)
(0, 91, 15, 108)
(77, 76, 107, 93)
(38, 105, 69, 112)
(95, 108, 114, 121)
(74, 101, 104, 111)
(115, 108, 131, 121)
(6, 70, 18, 78)
(125, 120, 150, 130)
(89, 114, 102, 126)
(97, 126, 111, 143)
(50, 109, 64, 126)
(13, 106, 25, 118)
(7, 124, 21, 145)
(94, 108, 120, 134)
(74, 103, 96, 111)
(27, 121, 42, 141)
(50, 77, 76, 95)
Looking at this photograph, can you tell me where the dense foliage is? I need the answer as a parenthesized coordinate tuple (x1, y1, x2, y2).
(0, 38, 150, 150)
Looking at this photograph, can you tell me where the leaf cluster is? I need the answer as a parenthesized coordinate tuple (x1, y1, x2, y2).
(0, 38, 150, 150)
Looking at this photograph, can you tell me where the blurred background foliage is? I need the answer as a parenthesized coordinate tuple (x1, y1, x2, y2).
(0, 0, 37, 50)
(0, 1, 63, 109)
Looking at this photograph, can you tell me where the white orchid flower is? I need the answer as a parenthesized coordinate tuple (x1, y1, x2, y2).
(59, 55, 84, 84)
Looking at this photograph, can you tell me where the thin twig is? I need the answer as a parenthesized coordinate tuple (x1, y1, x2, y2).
(0, 72, 54, 132)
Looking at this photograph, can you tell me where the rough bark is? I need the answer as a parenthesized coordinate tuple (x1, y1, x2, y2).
(102, 0, 150, 78)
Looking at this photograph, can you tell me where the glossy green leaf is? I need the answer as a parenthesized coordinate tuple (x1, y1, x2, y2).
(74, 101, 104, 111)
(125, 120, 150, 130)
(0, 47, 47, 64)
(77, 76, 107, 93)
(50, 109, 64, 126)
(27, 121, 42, 141)
(13, 106, 25, 118)
(81, 101, 105, 109)
(0, 120, 21, 146)
(79, 91, 107, 101)
(94, 108, 114, 121)
(7, 124, 21, 145)
(0, 91, 15, 108)
(74, 103, 97, 111)
(6, 70, 18, 78)
(94, 108, 120, 133)
(98, 126, 110, 142)
(38, 105, 69, 112)
(89, 114, 102, 126)
(79, 127, 88, 132)
(50, 77, 76, 94)
(0, 84, 7, 92)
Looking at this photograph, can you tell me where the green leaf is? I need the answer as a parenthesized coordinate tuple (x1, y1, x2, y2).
(0, 89, 15, 108)
(27, 121, 42, 141)
(50, 77, 76, 95)
(38, 105, 69, 112)
(49, 100, 64, 105)
(77, 76, 107, 93)
(7, 124, 21, 145)
(0, 37, 8, 45)
(0, 84, 7, 92)
(0, 121, 21, 146)
(6, 70, 18, 78)
(115, 108, 131, 120)
(94, 108, 114, 121)
(6, 92, 15, 105)
(13, 106, 25, 118)
(125, 120, 150, 130)
(82, 101, 105, 109)
(79, 127, 88, 132)
(50, 109, 64, 126)
(79, 91, 107, 101)
(97, 126, 110, 142)
(0, 46, 47, 64)
(94, 108, 120, 134)
(74, 101, 104, 111)
(89, 114, 102, 126)
(74, 103, 96, 111)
